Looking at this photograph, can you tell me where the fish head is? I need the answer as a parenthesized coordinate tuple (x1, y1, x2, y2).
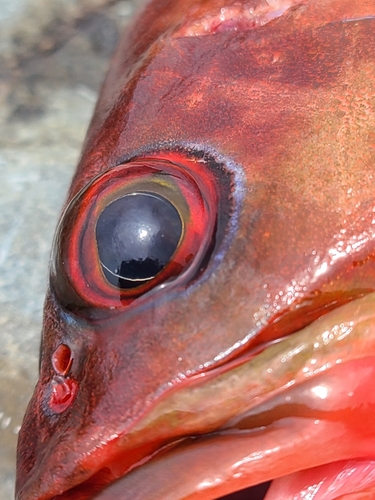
(16, 0, 375, 499)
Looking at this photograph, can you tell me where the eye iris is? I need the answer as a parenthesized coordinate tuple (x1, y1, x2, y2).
(96, 193, 183, 289)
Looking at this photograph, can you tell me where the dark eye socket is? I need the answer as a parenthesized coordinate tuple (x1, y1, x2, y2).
(96, 192, 183, 289)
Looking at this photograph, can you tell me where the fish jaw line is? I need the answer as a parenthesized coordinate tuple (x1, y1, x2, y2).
(91, 374, 375, 500)
(19, 292, 375, 500)
(95, 293, 375, 499)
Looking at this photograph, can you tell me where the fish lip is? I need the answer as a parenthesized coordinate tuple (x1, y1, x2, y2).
(23, 292, 375, 500)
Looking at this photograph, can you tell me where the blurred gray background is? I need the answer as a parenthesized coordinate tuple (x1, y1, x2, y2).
(0, 0, 144, 497)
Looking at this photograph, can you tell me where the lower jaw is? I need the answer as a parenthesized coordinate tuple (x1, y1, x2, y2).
(220, 456, 375, 500)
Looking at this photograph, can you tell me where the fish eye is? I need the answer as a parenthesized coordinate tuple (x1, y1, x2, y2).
(50, 153, 223, 313)
(96, 192, 183, 289)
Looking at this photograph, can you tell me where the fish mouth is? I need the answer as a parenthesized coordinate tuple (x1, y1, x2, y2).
(26, 292, 375, 500)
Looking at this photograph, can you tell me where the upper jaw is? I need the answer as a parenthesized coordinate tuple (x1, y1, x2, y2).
(17, 292, 375, 499)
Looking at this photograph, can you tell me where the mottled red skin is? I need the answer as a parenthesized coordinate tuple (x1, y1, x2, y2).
(16, 0, 375, 499)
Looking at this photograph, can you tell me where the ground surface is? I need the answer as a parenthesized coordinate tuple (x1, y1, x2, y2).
(0, 1, 144, 497)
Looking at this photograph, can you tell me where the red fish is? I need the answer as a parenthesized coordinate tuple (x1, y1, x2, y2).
(16, 0, 375, 498)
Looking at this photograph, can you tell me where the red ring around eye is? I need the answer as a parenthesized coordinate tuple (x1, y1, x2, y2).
(52, 152, 218, 310)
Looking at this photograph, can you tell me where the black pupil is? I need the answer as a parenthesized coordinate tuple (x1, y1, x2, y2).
(96, 192, 183, 289)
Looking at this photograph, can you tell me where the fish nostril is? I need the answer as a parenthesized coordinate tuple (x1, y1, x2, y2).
(49, 344, 77, 413)
(52, 343, 73, 376)
(50, 376, 78, 414)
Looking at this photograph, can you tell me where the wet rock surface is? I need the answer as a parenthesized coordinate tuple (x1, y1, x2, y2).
(0, 0, 144, 497)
